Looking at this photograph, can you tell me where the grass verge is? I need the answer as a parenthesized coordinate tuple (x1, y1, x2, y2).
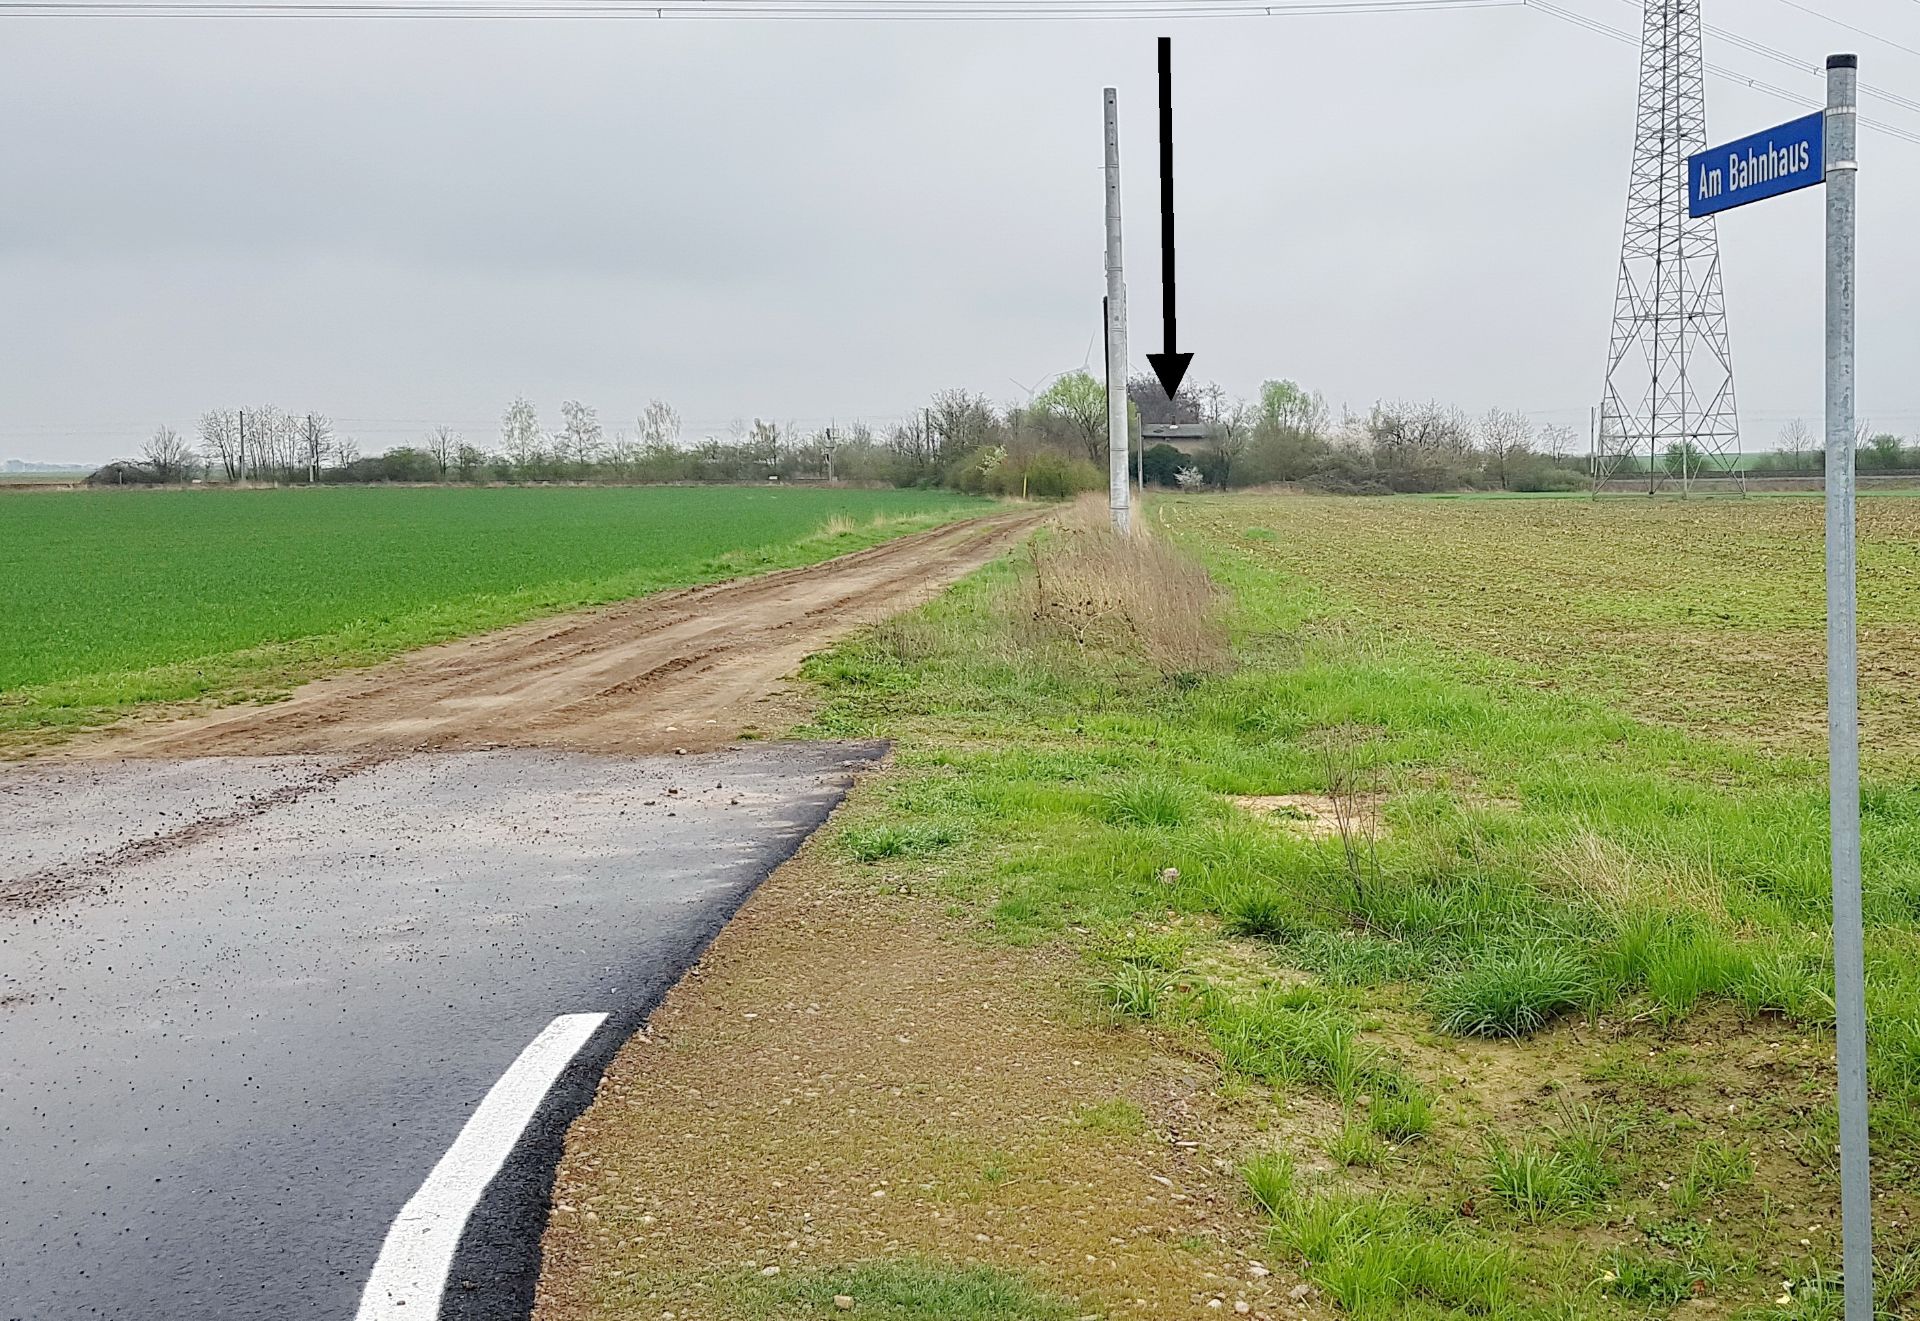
(775, 494, 1920, 1318)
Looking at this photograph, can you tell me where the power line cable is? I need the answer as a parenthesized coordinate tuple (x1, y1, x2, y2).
(1525, 0, 1920, 145)
(1594, 0, 1920, 118)
(0, 0, 1523, 16)
(1767, 0, 1920, 64)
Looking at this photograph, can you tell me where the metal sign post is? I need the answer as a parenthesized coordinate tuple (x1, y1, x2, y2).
(1823, 53, 1871, 1321)
(1102, 87, 1131, 535)
(1688, 52, 1869, 1320)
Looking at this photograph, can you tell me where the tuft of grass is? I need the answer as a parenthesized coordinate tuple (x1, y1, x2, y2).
(743, 1259, 1076, 1320)
(1096, 926, 1192, 972)
(1732, 948, 1835, 1024)
(1601, 1249, 1694, 1304)
(1671, 1139, 1754, 1213)
(1482, 1133, 1615, 1222)
(1328, 1117, 1386, 1168)
(1219, 882, 1301, 939)
(1073, 1098, 1147, 1135)
(1428, 939, 1599, 1038)
(1241, 1150, 1295, 1216)
(1871, 1015, 1920, 1095)
(1605, 910, 1757, 1021)
(1206, 989, 1396, 1103)
(1368, 1085, 1434, 1144)
(1276, 1190, 1518, 1316)
(1099, 963, 1175, 1020)
(1100, 776, 1204, 829)
(1019, 496, 1229, 677)
(1288, 929, 1432, 987)
(840, 820, 964, 862)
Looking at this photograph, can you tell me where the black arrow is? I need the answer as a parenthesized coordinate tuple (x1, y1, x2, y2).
(1146, 35, 1194, 401)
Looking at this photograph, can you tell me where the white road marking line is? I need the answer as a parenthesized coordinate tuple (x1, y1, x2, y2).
(354, 1012, 609, 1320)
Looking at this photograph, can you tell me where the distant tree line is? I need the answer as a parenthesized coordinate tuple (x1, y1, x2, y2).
(96, 389, 1118, 495)
(1743, 419, 1916, 476)
(1122, 377, 1590, 495)
(109, 378, 1904, 498)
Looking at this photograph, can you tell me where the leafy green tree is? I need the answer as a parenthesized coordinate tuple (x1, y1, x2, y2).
(1663, 440, 1706, 479)
(1257, 379, 1329, 437)
(1863, 433, 1905, 471)
(1033, 371, 1107, 463)
(500, 396, 543, 475)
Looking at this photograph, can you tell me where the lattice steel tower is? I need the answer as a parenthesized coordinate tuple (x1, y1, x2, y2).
(1598, 0, 1741, 494)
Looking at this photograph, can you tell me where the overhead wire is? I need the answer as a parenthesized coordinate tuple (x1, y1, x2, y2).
(0, 0, 1524, 17)
(1768, 0, 1920, 64)
(1524, 0, 1920, 146)
(1594, 0, 1920, 118)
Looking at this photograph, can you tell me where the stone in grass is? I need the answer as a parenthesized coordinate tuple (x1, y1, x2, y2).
(833, 1297, 854, 1312)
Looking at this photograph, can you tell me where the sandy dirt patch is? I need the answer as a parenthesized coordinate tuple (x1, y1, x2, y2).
(61, 512, 1041, 761)
(533, 839, 1320, 1321)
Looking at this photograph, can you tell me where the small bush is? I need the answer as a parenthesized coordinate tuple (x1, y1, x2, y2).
(1429, 940, 1598, 1038)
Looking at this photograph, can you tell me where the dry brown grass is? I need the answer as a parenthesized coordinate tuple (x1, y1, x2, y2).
(1539, 830, 1734, 926)
(1018, 496, 1229, 677)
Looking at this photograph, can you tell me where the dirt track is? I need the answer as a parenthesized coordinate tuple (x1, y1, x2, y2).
(79, 511, 1041, 760)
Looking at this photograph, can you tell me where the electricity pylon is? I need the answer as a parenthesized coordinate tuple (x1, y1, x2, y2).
(1598, 0, 1742, 495)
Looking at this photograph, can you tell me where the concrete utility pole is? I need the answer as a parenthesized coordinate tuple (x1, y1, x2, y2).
(1103, 87, 1131, 534)
(1823, 52, 1872, 1321)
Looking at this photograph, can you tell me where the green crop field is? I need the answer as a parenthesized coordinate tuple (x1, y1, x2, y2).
(0, 484, 987, 743)
(793, 493, 1920, 1319)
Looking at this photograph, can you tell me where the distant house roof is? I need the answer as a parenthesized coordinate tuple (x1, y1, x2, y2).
(1141, 423, 1212, 441)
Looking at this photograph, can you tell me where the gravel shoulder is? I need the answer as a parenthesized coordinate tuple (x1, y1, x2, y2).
(532, 827, 1314, 1321)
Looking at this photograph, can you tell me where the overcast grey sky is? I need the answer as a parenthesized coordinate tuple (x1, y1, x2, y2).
(2, 0, 1917, 464)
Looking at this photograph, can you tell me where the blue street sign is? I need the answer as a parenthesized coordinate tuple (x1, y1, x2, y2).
(1689, 111, 1827, 217)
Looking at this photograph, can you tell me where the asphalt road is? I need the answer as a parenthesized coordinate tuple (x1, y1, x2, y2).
(0, 743, 882, 1321)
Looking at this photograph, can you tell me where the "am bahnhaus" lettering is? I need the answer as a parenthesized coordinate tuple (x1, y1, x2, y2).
(1696, 140, 1815, 202)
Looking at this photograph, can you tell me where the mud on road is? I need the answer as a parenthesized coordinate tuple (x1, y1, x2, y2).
(72, 510, 1042, 761)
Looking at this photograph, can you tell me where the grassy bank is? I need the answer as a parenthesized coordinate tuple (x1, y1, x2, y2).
(790, 494, 1920, 1319)
(0, 485, 987, 744)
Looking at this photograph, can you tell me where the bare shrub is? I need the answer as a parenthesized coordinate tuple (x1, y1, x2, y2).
(1318, 725, 1385, 908)
(1015, 496, 1228, 676)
